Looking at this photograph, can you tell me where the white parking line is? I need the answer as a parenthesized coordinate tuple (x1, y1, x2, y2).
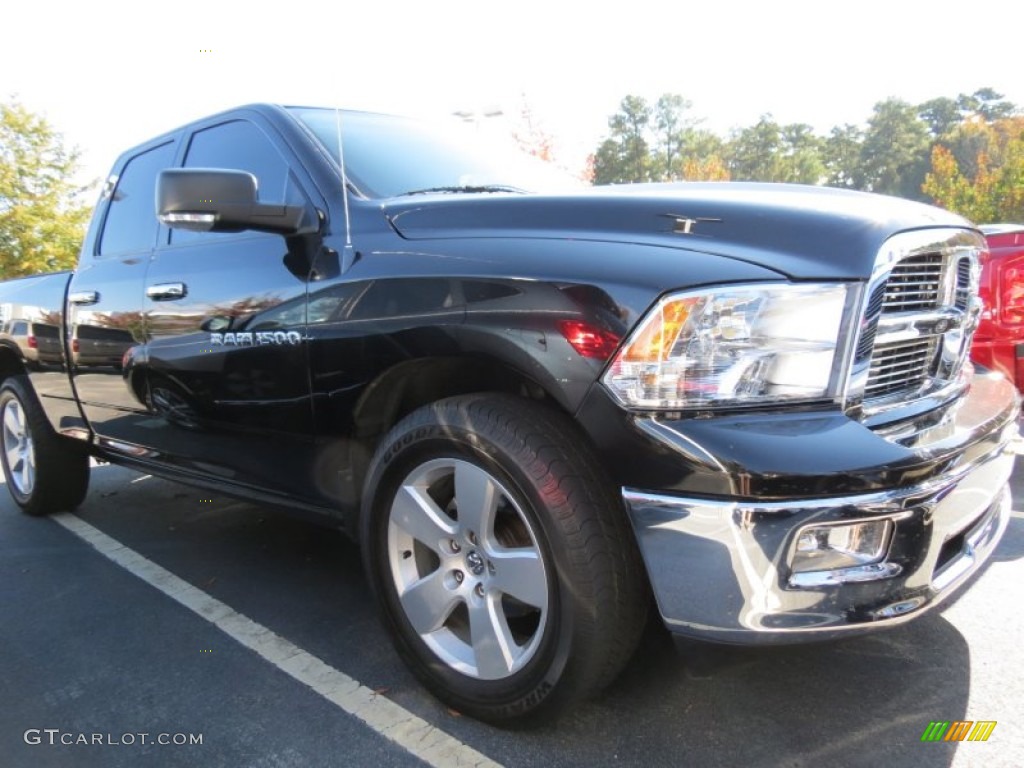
(51, 512, 502, 768)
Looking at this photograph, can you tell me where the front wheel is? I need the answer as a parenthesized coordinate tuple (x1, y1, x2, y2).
(0, 376, 89, 515)
(361, 394, 648, 723)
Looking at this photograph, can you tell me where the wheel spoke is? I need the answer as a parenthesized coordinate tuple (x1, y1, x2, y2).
(490, 549, 548, 610)
(468, 596, 516, 679)
(392, 484, 456, 553)
(399, 568, 460, 635)
(454, 461, 499, 541)
(20, 456, 32, 493)
(4, 404, 22, 438)
(5, 444, 21, 471)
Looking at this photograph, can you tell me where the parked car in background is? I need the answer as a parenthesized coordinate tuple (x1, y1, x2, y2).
(71, 324, 136, 368)
(0, 318, 64, 368)
(972, 224, 1024, 392)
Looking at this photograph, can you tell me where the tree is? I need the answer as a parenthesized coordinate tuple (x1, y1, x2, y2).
(0, 99, 92, 278)
(580, 153, 596, 185)
(593, 95, 654, 184)
(922, 116, 1024, 223)
(944, 121, 992, 181)
(590, 87, 1019, 201)
(510, 97, 555, 163)
(823, 124, 865, 188)
(593, 138, 630, 185)
(680, 154, 730, 181)
(727, 115, 786, 181)
(678, 130, 730, 181)
(778, 124, 824, 184)
(918, 89, 1018, 142)
(652, 93, 693, 180)
(726, 116, 823, 183)
(858, 98, 931, 199)
(653, 96, 733, 181)
(918, 97, 962, 139)
(957, 88, 1017, 122)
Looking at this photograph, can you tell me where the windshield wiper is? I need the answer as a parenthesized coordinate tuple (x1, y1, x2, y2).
(398, 185, 527, 196)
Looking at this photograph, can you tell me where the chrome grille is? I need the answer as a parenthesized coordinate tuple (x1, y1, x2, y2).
(881, 252, 943, 312)
(855, 284, 885, 360)
(955, 257, 972, 310)
(852, 229, 984, 415)
(864, 339, 934, 398)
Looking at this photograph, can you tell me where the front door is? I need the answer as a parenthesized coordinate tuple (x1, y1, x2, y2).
(139, 116, 320, 500)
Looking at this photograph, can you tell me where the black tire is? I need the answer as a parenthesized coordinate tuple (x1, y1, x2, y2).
(360, 393, 648, 723)
(0, 376, 90, 516)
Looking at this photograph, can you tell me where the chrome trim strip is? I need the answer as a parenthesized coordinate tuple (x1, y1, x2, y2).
(623, 432, 1006, 515)
(874, 307, 966, 343)
(789, 561, 903, 588)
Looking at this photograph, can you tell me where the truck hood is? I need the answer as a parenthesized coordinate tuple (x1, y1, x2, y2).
(382, 182, 973, 281)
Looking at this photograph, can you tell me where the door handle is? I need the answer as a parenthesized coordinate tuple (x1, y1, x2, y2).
(68, 290, 100, 306)
(146, 282, 188, 301)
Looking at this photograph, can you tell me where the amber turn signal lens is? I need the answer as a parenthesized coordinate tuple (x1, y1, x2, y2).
(619, 300, 694, 362)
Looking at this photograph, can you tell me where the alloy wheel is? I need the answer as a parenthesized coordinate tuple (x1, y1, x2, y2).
(387, 458, 549, 680)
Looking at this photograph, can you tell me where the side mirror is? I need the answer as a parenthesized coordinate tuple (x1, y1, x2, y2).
(156, 169, 311, 235)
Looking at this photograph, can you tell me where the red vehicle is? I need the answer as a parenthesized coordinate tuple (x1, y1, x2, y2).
(973, 224, 1024, 391)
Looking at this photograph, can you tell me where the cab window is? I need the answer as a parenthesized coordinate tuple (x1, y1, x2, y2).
(172, 120, 307, 244)
(98, 142, 176, 256)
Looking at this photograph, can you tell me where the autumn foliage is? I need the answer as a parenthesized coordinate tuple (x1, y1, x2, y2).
(922, 117, 1024, 223)
(591, 88, 1021, 223)
(0, 99, 93, 278)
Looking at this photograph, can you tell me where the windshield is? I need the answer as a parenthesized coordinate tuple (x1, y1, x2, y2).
(289, 108, 582, 199)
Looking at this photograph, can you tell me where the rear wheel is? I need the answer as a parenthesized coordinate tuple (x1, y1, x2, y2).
(0, 376, 89, 515)
(361, 394, 648, 723)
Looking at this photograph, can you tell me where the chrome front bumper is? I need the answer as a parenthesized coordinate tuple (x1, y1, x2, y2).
(623, 445, 1014, 643)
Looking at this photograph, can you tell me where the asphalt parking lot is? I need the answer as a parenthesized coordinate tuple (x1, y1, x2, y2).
(2, 457, 1023, 768)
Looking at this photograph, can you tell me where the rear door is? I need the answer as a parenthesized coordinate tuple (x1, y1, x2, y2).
(68, 139, 178, 448)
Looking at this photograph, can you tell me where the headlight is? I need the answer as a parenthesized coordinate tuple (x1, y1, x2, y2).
(602, 283, 851, 409)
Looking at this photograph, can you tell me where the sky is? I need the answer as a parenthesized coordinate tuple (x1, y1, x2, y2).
(3, 0, 1021, 187)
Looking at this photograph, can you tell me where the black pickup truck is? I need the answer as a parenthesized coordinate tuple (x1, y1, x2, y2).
(0, 104, 1017, 723)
